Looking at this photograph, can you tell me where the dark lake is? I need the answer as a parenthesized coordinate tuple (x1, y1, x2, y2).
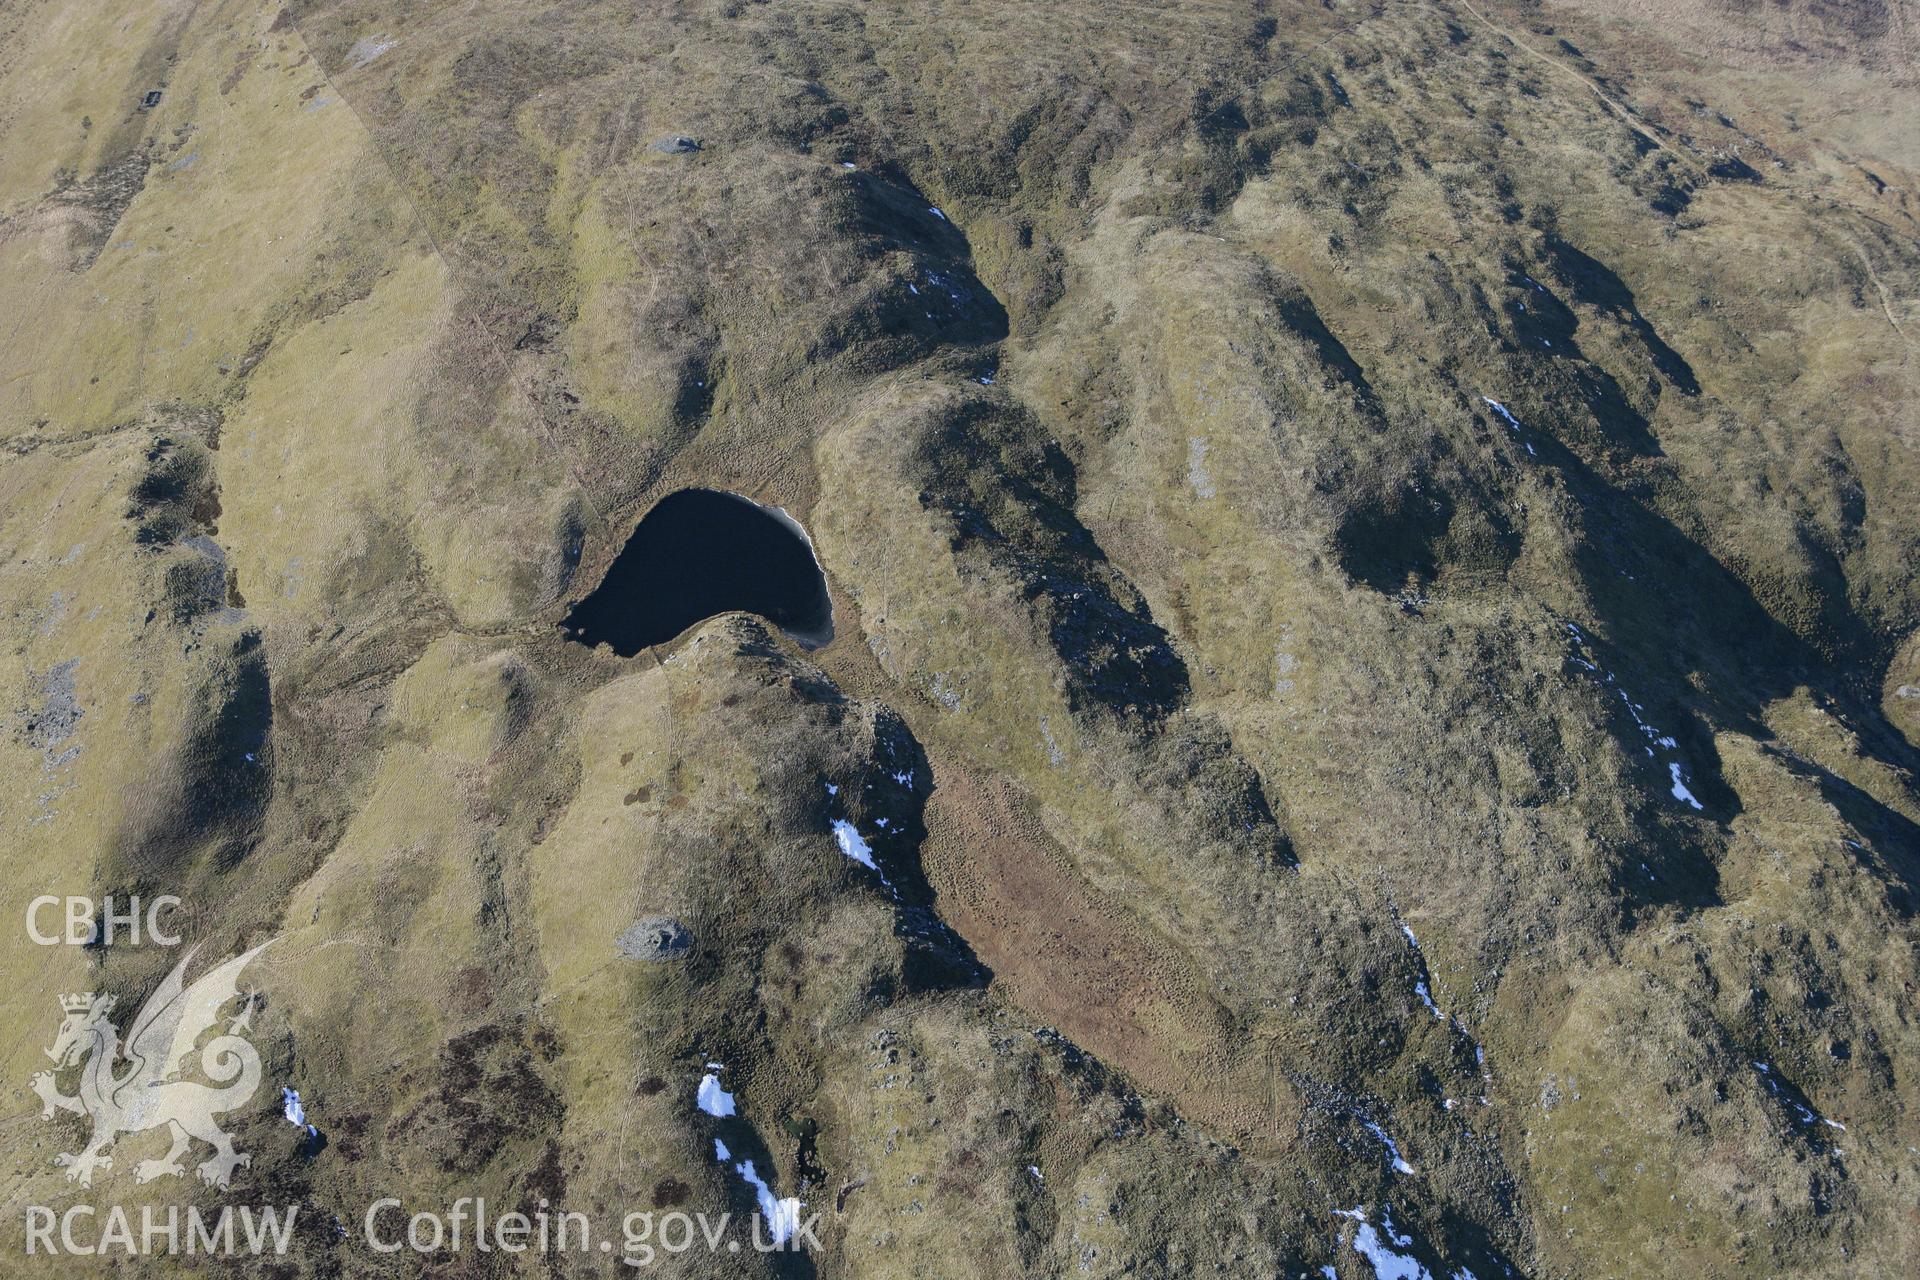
(562, 489, 833, 655)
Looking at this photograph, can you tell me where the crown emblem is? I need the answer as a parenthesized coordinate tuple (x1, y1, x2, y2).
(60, 993, 107, 1013)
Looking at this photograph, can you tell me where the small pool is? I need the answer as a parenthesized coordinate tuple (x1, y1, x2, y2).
(562, 489, 833, 655)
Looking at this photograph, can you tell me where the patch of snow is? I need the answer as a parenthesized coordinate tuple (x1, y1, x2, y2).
(731, 1157, 803, 1246)
(1362, 1118, 1416, 1175)
(707, 1134, 805, 1244)
(824, 781, 838, 796)
(1564, 621, 1704, 812)
(1668, 762, 1704, 810)
(281, 1086, 318, 1138)
(1338, 1206, 1435, 1280)
(928, 206, 947, 220)
(1481, 397, 1522, 431)
(697, 1073, 737, 1118)
(1753, 1061, 1840, 1131)
(832, 819, 879, 871)
(915, 268, 972, 307)
(1400, 924, 1445, 1019)
(1027, 1165, 1043, 1183)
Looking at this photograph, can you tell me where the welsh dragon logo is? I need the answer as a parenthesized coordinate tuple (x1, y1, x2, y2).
(30, 941, 272, 1190)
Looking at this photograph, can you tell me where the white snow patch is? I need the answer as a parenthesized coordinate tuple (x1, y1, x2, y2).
(1400, 924, 1445, 1019)
(1337, 1206, 1435, 1280)
(697, 1073, 737, 1118)
(1564, 620, 1705, 811)
(1481, 397, 1522, 431)
(928, 206, 947, 220)
(282, 1087, 318, 1138)
(731, 1157, 804, 1245)
(832, 819, 879, 871)
(707, 1136, 804, 1246)
(1363, 1119, 1416, 1175)
(1668, 763, 1704, 810)
(1753, 1061, 1842, 1131)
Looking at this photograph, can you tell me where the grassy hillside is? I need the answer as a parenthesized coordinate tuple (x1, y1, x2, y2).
(1, 2, 1915, 1276)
